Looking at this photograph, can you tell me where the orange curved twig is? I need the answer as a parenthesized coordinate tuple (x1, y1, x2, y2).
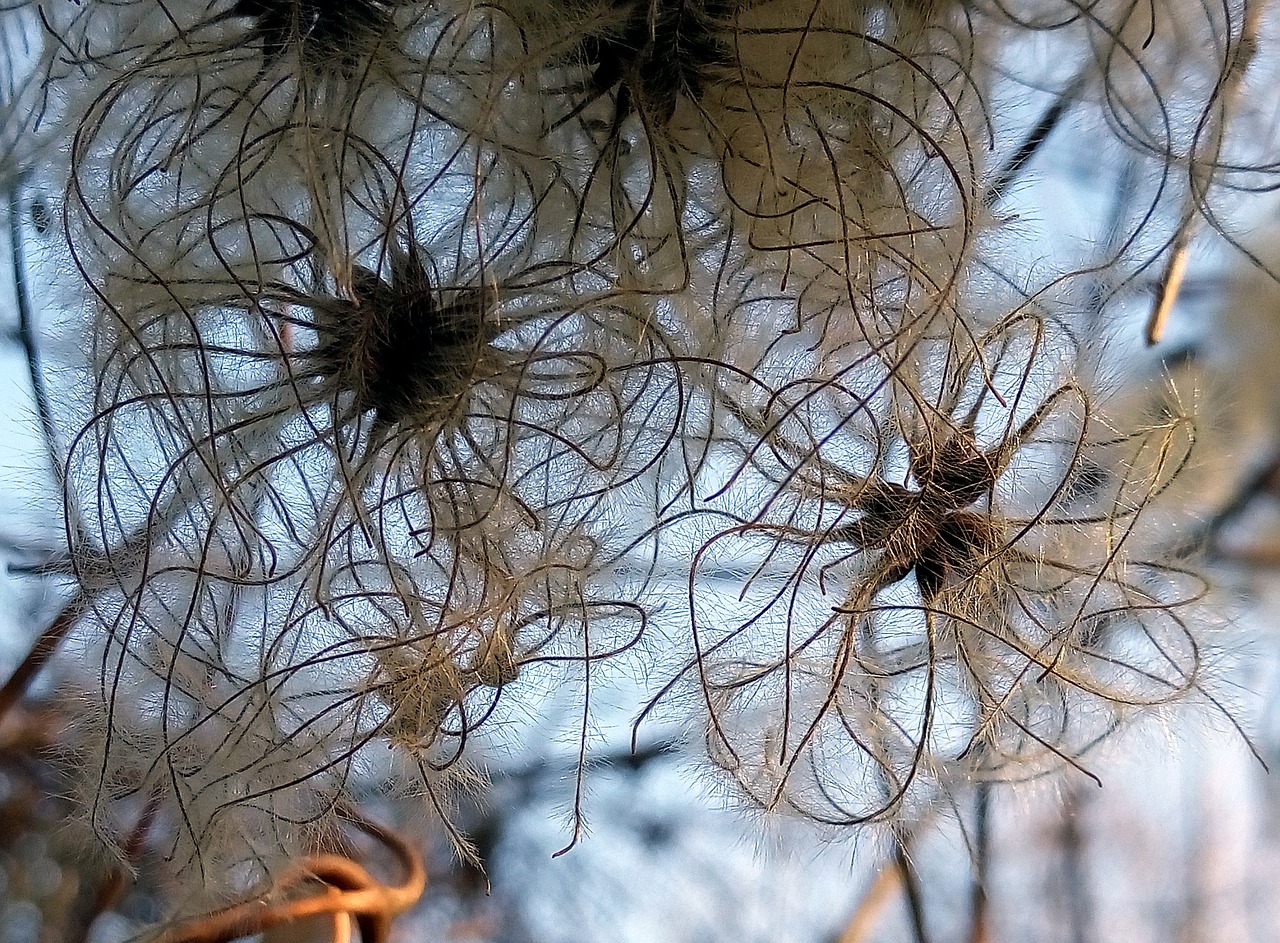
(151, 809, 426, 943)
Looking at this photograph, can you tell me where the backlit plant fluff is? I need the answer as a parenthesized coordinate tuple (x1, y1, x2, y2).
(650, 312, 1207, 824)
(60, 186, 679, 879)
(4, 0, 1267, 928)
(50, 0, 678, 891)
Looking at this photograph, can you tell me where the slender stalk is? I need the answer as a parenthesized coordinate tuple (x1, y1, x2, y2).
(834, 866, 901, 943)
(984, 71, 1088, 208)
(969, 784, 992, 943)
(7, 184, 61, 487)
(0, 591, 81, 722)
(895, 831, 932, 943)
(75, 789, 162, 943)
(1062, 790, 1093, 943)
(1146, 0, 1268, 344)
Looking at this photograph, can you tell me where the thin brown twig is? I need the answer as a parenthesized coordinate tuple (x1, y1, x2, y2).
(7, 184, 62, 488)
(1062, 790, 1092, 943)
(835, 865, 902, 943)
(1146, 220, 1194, 346)
(0, 487, 195, 726)
(151, 809, 426, 943)
(895, 832, 932, 943)
(969, 784, 992, 943)
(0, 592, 82, 723)
(1146, 0, 1267, 345)
(984, 71, 1089, 209)
(76, 789, 162, 943)
(0, 702, 66, 754)
(1216, 544, 1280, 568)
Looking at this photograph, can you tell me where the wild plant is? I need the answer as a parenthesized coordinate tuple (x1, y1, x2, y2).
(54, 6, 682, 880)
(642, 311, 1208, 825)
(0, 0, 1270, 936)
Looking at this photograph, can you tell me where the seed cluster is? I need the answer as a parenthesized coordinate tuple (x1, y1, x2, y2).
(1, 0, 1261, 921)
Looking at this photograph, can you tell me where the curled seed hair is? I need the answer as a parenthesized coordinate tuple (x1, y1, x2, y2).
(20, 0, 1269, 915)
(638, 312, 1209, 824)
(62, 189, 686, 884)
(230, 0, 398, 73)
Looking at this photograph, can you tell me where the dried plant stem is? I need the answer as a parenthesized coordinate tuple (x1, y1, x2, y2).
(76, 789, 161, 943)
(835, 865, 902, 943)
(1202, 451, 1280, 557)
(895, 832, 932, 943)
(1146, 0, 1268, 344)
(0, 703, 63, 753)
(7, 184, 61, 487)
(1146, 218, 1194, 346)
(969, 784, 992, 943)
(0, 592, 81, 722)
(985, 71, 1088, 208)
(152, 810, 426, 943)
(1062, 790, 1093, 943)
(0, 482, 200, 724)
(1218, 546, 1280, 567)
